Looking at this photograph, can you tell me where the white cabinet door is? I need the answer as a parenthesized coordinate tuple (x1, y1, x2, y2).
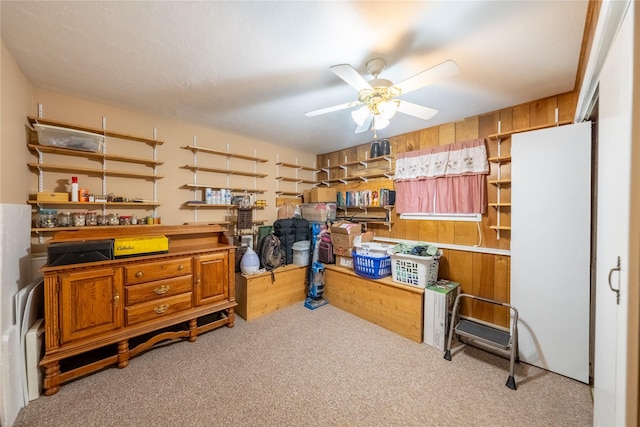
(511, 121, 591, 383)
(593, 3, 633, 425)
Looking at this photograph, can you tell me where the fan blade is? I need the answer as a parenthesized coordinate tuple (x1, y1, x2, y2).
(305, 101, 361, 117)
(330, 64, 372, 91)
(394, 60, 459, 95)
(355, 115, 373, 133)
(397, 101, 438, 121)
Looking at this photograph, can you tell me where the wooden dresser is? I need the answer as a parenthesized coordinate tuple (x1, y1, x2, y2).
(39, 225, 236, 396)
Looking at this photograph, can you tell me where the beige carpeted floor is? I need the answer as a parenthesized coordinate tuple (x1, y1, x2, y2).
(13, 303, 593, 427)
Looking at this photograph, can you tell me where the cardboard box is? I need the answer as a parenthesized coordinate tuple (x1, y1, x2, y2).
(300, 202, 336, 222)
(331, 230, 373, 257)
(308, 187, 337, 203)
(36, 192, 69, 202)
(424, 279, 460, 350)
(114, 235, 169, 258)
(330, 222, 361, 256)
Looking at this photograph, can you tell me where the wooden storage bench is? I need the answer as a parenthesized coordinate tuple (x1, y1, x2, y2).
(324, 264, 424, 343)
(235, 264, 307, 321)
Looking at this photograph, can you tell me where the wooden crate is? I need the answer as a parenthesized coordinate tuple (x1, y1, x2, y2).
(324, 264, 424, 343)
(235, 264, 307, 321)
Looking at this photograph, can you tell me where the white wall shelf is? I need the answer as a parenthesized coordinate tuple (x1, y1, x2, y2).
(181, 142, 268, 226)
(27, 113, 162, 238)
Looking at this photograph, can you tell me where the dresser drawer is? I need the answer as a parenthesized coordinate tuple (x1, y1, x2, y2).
(125, 257, 192, 284)
(125, 293, 193, 326)
(125, 275, 193, 306)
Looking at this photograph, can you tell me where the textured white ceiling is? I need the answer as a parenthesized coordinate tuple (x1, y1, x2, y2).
(1, 1, 588, 154)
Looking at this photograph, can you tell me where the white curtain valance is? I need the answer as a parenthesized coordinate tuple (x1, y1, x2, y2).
(394, 138, 489, 181)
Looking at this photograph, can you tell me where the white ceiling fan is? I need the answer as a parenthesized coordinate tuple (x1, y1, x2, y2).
(306, 58, 460, 133)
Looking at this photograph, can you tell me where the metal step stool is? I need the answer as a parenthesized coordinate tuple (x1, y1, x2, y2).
(444, 293, 519, 390)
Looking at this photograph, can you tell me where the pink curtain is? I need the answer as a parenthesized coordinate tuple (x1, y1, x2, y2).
(394, 139, 489, 214)
(395, 178, 437, 212)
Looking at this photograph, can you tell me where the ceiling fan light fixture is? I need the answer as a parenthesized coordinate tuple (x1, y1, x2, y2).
(379, 100, 399, 120)
(351, 106, 370, 126)
(373, 116, 390, 130)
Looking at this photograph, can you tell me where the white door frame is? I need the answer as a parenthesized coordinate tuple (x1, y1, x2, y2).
(575, 1, 639, 425)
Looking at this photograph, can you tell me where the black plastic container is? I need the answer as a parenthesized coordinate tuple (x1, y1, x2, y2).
(47, 240, 114, 266)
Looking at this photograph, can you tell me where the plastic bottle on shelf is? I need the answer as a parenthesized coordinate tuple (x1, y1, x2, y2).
(70, 176, 79, 202)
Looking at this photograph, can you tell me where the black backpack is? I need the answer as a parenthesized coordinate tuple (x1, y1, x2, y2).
(273, 218, 309, 264)
(257, 233, 284, 281)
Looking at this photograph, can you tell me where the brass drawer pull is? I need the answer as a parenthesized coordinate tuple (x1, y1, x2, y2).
(154, 285, 170, 295)
(154, 304, 169, 314)
(135, 271, 144, 278)
(177, 264, 184, 271)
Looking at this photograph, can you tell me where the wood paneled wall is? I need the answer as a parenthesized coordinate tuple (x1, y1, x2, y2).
(317, 92, 576, 327)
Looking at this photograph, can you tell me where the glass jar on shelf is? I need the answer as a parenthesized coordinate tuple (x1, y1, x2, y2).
(37, 209, 58, 228)
(108, 213, 120, 226)
(73, 212, 86, 227)
(97, 214, 109, 226)
(119, 215, 131, 226)
(86, 211, 98, 226)
(57, 212, 72, 227)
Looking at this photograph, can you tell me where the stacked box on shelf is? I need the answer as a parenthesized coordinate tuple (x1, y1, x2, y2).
(307, 187, 337, 203)
(424, 280, 460, 350)
(330, 221, 373, 257)
(300, 202, 336, 222)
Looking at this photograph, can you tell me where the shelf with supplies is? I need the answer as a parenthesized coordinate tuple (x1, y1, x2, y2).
(181, 183, 267, 194)
(28, 116, 164, 147)
(28, 200, 160, 208)
(275, 157, 319, 198)
(336, 204, 395, 231)
(183, 203, 267, 209)
(181, 143, 269, 225)
(26, 113, 163, 240)
(27, 144, 164, 167)
(319, 154, 394, 186)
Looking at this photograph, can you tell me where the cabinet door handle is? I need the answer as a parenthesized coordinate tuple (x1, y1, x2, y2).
(153, 304, 169, 314)
(154, 285, 170, 295)
(135, 271, 144, 278)
(113, 292, 120, 307)
(608, 256, 621, 305)
(177, 264, 184, 271)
